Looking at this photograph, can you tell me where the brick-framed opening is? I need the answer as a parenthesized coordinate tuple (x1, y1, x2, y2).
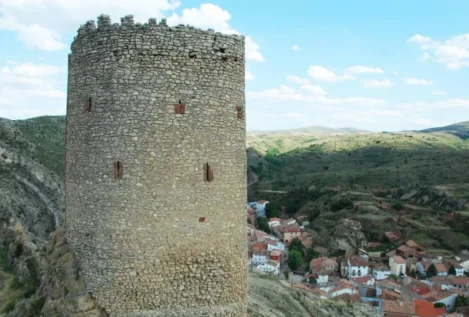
(114, 161, 123, 180)
(236, 106, 243, 119)
(199, 217, 206, 222)
(204, 163, 214, 182)
(174, 100, 185, 114)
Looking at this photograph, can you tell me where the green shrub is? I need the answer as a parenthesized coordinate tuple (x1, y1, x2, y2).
(1, 301, 15, 314)
(331, 198, 353, 212)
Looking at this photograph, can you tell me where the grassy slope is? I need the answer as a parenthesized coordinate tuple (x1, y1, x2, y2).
(247, 130, 469, 253)
(248, 131, 469, 191)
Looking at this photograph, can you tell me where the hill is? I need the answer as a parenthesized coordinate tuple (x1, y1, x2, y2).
(247, 130, 469, 192)
(421, 120, 469, 139)
(248, 125, 369, 136)
(0, 116, 379, 316)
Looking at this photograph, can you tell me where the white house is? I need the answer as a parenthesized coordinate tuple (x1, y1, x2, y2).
(308, 270, 329, 285)
(252, 252, 267, 265)
(455, 265, 465, 276)
(327, 280, 359, 298)
(454, 256, 469, 272)
(427, 292, 459, 311)
(248, 200, 269, 217)
(347, 257, 369, 278)
(430, 276, 469, 291)
(389, 255, 406, 277)
(373, 267, 392, 280)
(268, 218, 282, 228)
(266, 239, 285, 252)
(351, 276, 375, 287)
(256, 260, 279, 275)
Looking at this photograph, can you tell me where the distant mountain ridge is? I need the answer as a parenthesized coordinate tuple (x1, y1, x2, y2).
(421, 121, 469, 139)
(248, 125, 369, 136)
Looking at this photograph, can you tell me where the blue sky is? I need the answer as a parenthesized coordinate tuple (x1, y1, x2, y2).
(1, 0, 469, 131)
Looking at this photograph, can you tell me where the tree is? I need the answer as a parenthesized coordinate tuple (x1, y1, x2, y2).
(289, 238, 303, 253)
(288, 250, 303, 270)
(308, 277, 317, 284)
(330, 198, 354, 212)
(448, 265, 457, 276)
(283, 270, 290, 280)
(256, 217, 271, 234)
(453, 295, 469, 311)
(308, 209, 321, 222)
(306, 248, 320, 262)
(392, 202, 404, 211)
(434, 303, 445, 308)
(426, 263, 438, 278)
(265, 202, 281, 218)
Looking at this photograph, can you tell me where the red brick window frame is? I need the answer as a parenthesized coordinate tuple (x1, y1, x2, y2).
(175, 100, 185, 114)
(236, 106, 243, 119)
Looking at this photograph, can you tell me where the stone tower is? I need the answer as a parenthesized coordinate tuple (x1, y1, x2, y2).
(65, 14, 247, 317)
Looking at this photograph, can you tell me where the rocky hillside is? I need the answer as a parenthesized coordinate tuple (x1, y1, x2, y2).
(0, 116, 379, 316)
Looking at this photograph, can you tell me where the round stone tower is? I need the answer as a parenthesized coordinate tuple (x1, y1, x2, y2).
(65, 14, 247, 317)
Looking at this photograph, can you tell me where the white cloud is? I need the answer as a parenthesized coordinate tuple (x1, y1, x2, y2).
(407, 34, 433, 44)
(0, 62, 66, 118)
(403, 77, 432, 86)
(408, 33, 469, 69)
(307, 66, 343, 82)
(167, 3, 232, 33)
(362, 79, 394, 88)
(299, 84, 327, 95)
(167, 4, 265, 62)
(292, 45, 301, 51)
(0, 1, 265, 62)
(286, 75, 310, 85)
(344, 65, 384, 75)
(0, 0, 180, 50)
(248, 85, 385, 107)
(395, 98, 469, 111)
(245, 36, 265, 62)
(245, 71, 254, 81)
(430, 91, 447, 96)
(418, 52, 430, 62)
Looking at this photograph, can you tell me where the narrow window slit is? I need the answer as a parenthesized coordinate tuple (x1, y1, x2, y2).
(204, 163, 214, 182)
(236, 106, 243, 119)
(114, 161, 123, 180)
(84, 97, 92, 112)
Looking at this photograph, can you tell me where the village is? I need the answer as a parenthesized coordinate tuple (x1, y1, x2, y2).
(246, 200, 469, 317)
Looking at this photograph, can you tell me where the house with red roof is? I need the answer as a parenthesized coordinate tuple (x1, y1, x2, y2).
(389, 255, 406, 277)
(347, 256, 369, 278)
(414, 299, 446, 317)
(351, 275, 375, 287)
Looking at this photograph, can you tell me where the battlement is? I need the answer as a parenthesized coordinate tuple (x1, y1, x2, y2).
(72, 14, 244, 57)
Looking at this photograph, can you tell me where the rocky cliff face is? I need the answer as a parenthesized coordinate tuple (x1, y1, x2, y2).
(328, 219, 368, 253)
(392, 186, 466, 212)
(0, 116, 378, 317)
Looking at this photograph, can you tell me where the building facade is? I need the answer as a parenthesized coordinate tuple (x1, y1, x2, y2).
(65, 14, 247, 317)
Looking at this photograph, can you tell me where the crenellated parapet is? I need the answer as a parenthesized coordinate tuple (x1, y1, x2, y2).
(71, 14, 244, 63)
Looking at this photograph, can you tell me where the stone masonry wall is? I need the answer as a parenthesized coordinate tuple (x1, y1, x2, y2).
(65, 14, 247, 317)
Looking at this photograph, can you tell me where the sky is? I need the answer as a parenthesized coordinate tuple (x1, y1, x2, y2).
(1, 0, 469, 132)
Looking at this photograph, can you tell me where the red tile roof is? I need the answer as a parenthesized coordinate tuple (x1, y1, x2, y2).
(393, 255, 406, 264)
(385, 231, 399, 240)
(251, 242, 267, 251)
(406, 240, 421, 249)
(348, 256, 369, 267)
(351, 276, 374, 285)
(278, 224, 302, 233)
(382, 300, 414, 315)
(268, 217, 282, 222)
(414, 299, 446, 317)
(434, 263, 447, 273)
